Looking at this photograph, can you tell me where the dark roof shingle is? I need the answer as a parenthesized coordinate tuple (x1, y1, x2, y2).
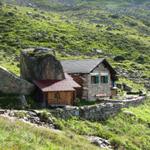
(61, 58, 105, 73)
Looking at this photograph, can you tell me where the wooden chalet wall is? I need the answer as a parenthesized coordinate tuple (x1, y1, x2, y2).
(47, 91, 75, 105)
(70, 74, 84, 99)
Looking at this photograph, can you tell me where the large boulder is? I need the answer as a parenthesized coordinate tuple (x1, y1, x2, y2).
(20, 47, 65, 81)
(0, 66, 34, 95)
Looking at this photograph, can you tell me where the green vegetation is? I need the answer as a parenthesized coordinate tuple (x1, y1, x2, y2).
(0, 1, 149, 149)
(0, 95, 21, 109)
(76, 99, 97, 106)
(55, 98, 150, 150)
(2, 97, 150, 150)
(118, 77, 146, 92)
(0, 94, 38, 109)
(0, 2, 149, 81)
(0, 117, 101, 150)
(0, 98, 150, 150)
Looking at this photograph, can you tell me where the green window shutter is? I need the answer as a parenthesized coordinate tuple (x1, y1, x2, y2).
(91, 75, 99, 84)
(101, 75, 108, 83)
(95, 75, 99, 83)
(105, 76, 108, 83)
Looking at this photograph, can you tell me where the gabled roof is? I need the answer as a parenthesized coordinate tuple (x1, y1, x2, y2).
(61, 58, 105, 74)
(61, 58, 116, 74)
(34, 73, 81, 92)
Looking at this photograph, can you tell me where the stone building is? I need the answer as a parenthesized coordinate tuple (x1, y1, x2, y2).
(61, 58, 117, 101)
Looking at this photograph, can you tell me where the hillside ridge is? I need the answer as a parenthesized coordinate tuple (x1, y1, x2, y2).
(0, 1, 149, 89)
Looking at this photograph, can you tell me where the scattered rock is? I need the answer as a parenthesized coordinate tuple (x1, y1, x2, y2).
(28, 111, 37, 117)
(136, 55, 145, 64)
(123, 110, 136, 117)
(5, 11, 15, 17)
(0, 66, 35, 95)
(0, 109, 5, 114)
(92, 48, 103, 54)
(29, 116, 40, 124)
(26, 11, 32, 16)
(122, 83, 132, 92)
(116, 83, 123, 89)
(87, 136, 112, 149)
(28, 3, 34, 7)
(144, 81, 150, 90)
(38, 111, 53, 124)
(109, 14, 120, 19)
(114, 55, 125, 62)
(0, 109, 55, 129)
(96, 49, 103, 54)
(0, 2, 3, 6)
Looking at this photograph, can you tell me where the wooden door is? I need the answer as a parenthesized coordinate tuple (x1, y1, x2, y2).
(47, 91, 74, 105)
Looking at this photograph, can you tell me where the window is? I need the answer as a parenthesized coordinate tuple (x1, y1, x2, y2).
(91, 75, 99, 84)
(101, 75, 108, 83)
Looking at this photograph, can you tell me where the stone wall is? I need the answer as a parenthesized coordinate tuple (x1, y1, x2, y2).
(74, 64, 113, 101)
(50, 96, 146, 121)
(79, 102, 122, 120)
(100, 96, 146, 107)
(87, 63, 112, 101)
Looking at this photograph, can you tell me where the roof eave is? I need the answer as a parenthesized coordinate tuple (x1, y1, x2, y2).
(42, 89, 75, 92)
(89, 58, 105, 73)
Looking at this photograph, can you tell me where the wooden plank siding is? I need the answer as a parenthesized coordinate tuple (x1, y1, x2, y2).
(47, 91, 75, 105)
(70, 74, 84, 99)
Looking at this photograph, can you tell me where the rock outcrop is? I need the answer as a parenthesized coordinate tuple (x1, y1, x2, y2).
(0, 109, 55, 129)
(87, 136, 112, 149)
(0, 66, 34, 95)
(113, 55, 125, 62)
(20, 47, 65, 81)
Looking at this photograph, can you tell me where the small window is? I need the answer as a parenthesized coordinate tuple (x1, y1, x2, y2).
(101, 76, 108, 83)
(91, 75, 99, 84)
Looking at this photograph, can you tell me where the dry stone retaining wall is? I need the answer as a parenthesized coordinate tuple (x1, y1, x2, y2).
(100, 96, 146, 107)
(50, 96, 146, 121)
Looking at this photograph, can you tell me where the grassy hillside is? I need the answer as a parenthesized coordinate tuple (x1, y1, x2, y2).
(0, 117, 101, 150)
(55, 98, 150, 150)
(0, 4, 149, 79)
(0, 98, 150, 150)
(2, 0, 150, 10)
(0, 1, 149, 149)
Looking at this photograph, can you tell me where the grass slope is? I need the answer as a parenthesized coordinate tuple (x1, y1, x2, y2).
(0, 4, 149, 80)
(0, 98, 150, 150)
(0, 117, 101, 150)
(55, 98, 150, 150)
(2, 0, 150, 10)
